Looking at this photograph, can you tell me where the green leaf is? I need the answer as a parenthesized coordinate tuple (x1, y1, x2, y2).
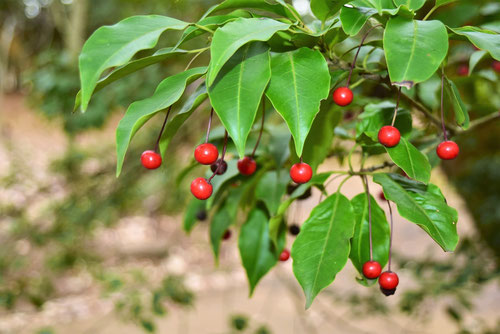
(385, 137, 431, 184)
(115, 67, 207, 176)
(436, 0, 457, 7)
(444, 77, 469, 129)
(210, 186, 244, 261)
(79, 15, 189, 112)
(294, 100, 341, 172)
(74, 48, 188, 112)
(255, 170, 289, 215)
(176, 11, 252, 48)
(310, 0, 350, 22)
(183, 198, 206, 233)
(349, 0, 397, 13)
(239, 208, 278, 295)
(356, 102, 412, 142)
(468, 50, 487, 75)
(207, 18, 290, 86)
(265, 48, 330, 157)
(383, 17, 448, 87)
(393, 0, 426, 11)
(449, 26, 500, 61)
(159, 84, 208, 157)
(208, 42, 271, 157)
(340, 6, 378, 36)
(373, 173, 459, 252)
(292, 192, 355, 308)
(207, 0, 296, 20)
(350, 193, 390, 282)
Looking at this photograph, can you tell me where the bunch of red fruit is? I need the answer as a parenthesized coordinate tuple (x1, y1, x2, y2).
(332, 86, 460, 160)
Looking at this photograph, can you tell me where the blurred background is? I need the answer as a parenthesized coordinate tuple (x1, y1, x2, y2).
(0, 0, 499, 333)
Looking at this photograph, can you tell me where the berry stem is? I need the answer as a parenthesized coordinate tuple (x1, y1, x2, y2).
(251, 98, 265, 158)
(205, 108, 214, 144)
(387, 200, 394, 272)
(362, 175, 374, 261)
(390, 87, 402, 127)
(440, 71, 448, 141)
(154, 106, 173, 153)
(208, 130, 228, 183)
(346, 24, 383, 87)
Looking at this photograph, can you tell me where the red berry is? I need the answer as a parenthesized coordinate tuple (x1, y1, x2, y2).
(194, 143, 219, 165)
(493, 60, 500, 73)
(223, 229, 231, 240)
(279, 249, 290, 262)
(378, 191, 386, 201)
(290, 163, 312, 184)
(457, 64, 469, 76)
(378, 271, 399, 290)
(333, 87, 353, 106)
(436, 141, 459, 160)
(237, 157, 257, 175)
(362, 261, 382, 279)
(378, 126, 401, 147)
(190, 177, 213, 200)
(141, 150, 162, 169)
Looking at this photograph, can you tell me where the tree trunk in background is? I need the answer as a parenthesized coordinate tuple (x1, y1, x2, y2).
(66, 0, 88, 64)
(50, 0, 88, 64)
(0, 17, 17, 98)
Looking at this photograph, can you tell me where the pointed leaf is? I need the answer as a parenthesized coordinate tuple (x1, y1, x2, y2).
(239, 208, 278, 295)
(79, 15, 189, 111)
(310, 0, 350, 21)
(74, 48, 188, 112)
(265, 48, 330, 157)
(340, 6, 378, 36)
(450, 26, 500, 61)
(373, 173, 459, 252)
(468, 50, 487, 75)
(393, 0, 426, 11)
(385, 137, 431, 184)
(208, 43, 271, 157)
(207, 18, 289, 86)
(292, 192, 355, 308)
(255, 170, 289, 215)
(383, 17, 448, 87)
(115, 67, 207, 176)
(176, 11, 252, 48)
(159, 84, 208, 157)
(350, 194, 390, 282)
(207, 0, 297, 20)
(444, 77, 469, 129)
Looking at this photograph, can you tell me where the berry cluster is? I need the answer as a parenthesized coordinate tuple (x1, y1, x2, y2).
(187, 108, 314, 202)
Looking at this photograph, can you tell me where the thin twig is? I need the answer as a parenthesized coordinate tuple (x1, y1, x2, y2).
(205, 108, 214, 143)
(251, 99, 265, 158)
(362, 175, 374, 261)
(154, 106, 173, 153)
(440, 71, 448, 141)
(387, 200, 394, 271)
(391, 87, 402, 127)
(346, 24, 383, 87)
(208, 130, 228, 183)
